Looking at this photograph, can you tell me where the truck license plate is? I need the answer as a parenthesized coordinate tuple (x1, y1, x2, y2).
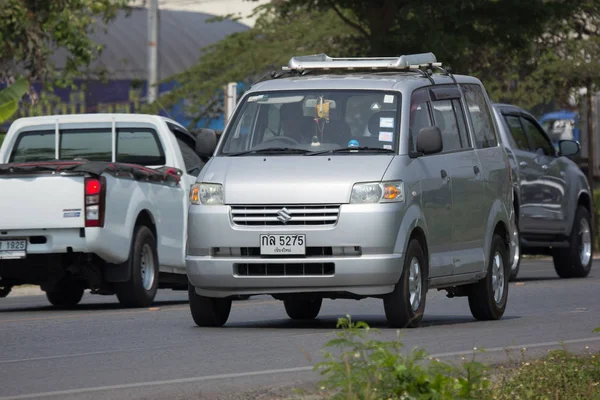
(0, 239, 27, 259)
(260, 234, 305, 255)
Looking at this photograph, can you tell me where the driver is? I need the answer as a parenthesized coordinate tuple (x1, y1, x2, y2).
(279, 102, 313, 144)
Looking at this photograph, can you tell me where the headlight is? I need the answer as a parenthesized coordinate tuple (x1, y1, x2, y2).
(350, 181, 404, 204)
(189, 183, 223, 205)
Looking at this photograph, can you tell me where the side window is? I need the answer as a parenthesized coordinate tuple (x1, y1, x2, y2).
(503, 115, 530, 151)
(461, 84, 498, 149)
(409, 88, 432, 151)
(176, 137, 205, 176)
(222, 102, 258, 153)
(521, 117, 555, 156)
(431, 99, 469, 152)
(117, 129, 165, 166)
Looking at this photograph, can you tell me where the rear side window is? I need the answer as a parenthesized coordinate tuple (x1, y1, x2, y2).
(503, 115, 530, 150)
(10, 128, 166, 166)
(431, 99, 470, 152)
(461, 84, 498, 149)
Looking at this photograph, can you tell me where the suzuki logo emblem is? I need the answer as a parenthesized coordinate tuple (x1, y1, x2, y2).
(276, 207, 292, 223)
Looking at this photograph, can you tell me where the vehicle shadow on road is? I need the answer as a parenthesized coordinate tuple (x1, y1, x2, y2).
(221, 314, 521, 330)
(0, 299, 189, 313)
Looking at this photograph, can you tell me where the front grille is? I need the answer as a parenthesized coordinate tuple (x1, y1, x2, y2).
(230, 205, 340, 226)
(213, 246, 361, 258)
(235, 263, 335, 276)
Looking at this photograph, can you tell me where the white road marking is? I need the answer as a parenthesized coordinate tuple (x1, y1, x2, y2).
(2, 336, 599, 399)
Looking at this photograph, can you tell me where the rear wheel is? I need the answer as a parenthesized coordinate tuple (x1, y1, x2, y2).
(468, 233, 509, 321)
(114, 225, 159, 308)
(552, 206, 593, 278)
(383, 239, 428, 328)
(188, 283, 231, 327)
(46, 281, 84, 308)
(283, 297, 322, 320)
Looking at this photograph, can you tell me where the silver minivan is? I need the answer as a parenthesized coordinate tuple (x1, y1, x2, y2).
(186, 53, 516, 328)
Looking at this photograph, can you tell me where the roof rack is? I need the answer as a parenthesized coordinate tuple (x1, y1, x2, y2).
(282, 53, 441, 72)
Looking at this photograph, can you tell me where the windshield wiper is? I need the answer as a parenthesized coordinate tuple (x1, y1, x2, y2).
(305, 146, 396, 156)
(227, 147, 310, 156)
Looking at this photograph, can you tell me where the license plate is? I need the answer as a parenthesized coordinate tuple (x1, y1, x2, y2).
(0, 239, 27, 259)
(260, 234, 306, 255)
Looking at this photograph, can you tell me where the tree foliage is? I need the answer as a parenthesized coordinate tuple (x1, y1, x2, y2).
(152, 0, 600, 126)
(0, 0, 131, 85)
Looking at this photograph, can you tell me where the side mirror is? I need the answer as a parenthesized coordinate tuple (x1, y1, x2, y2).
(195, 128, 217, 158)
(416, 126, 443, 156)
(558, 139, 580, 157)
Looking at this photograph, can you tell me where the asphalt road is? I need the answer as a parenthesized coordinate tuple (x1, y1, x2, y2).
(0, 258, 599, 400)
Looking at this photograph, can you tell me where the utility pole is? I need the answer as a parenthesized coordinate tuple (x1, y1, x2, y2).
(147, 0, 158, 104)
(586, 78, 594, 190)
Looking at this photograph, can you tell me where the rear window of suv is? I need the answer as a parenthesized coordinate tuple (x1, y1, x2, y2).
(9, 128, 166, 166)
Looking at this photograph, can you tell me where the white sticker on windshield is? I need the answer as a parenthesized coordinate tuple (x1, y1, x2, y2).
(384, 95, 394, 104)
(383, 144, 392, 150)
(247, 94, 265, 102)
(379, 131, 393, 142)
(380, 117, 394, 128)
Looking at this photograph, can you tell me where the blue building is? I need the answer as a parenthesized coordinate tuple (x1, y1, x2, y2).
(3, 7, 249, 131)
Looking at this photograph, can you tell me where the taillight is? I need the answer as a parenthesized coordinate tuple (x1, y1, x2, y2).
(84, 177, 106, 227)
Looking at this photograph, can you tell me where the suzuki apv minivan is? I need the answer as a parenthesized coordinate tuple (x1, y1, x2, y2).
(186, 53, 516, 328)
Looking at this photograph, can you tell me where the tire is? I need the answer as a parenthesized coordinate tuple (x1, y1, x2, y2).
(383, 239, 428, 328)
(283, 297, 322, 320)
(468, 233, 509, 321)
(114, 225, 159, 308)
(552, 206, 593, 278)
(46, 281, 84, 308)
(188, 283, 232, 327)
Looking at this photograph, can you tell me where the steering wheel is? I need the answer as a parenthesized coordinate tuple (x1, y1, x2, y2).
(263, 135, 299, 146)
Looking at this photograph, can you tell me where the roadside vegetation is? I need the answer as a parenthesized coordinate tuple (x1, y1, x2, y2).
(293, 317, 600, 400)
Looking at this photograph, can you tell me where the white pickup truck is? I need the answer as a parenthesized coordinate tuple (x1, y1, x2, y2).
(0, 113, 212, 308)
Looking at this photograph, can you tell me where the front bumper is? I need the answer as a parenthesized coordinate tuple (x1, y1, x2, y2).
(186, 202, 406, 298)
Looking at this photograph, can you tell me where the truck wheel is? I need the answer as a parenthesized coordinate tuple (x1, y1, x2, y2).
(552, 206, 593, 278)
(46, 282, 84, 308)
(188, 283, 231, 327)
(283, 297, 322, 320)
(383, 239, 428, 328)
(114, 225, 159, 308)
(468, 233, 509, 321)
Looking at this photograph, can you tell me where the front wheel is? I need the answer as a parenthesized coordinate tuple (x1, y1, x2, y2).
(383, 239, 428, 328)
(188, 283, 232, 327)
(468, 233, 509, 321)
(552, 206, 593, 278)
(509, 218, 521, 281)
(114, 225, 159, 308)
(46, 281, 84, 308)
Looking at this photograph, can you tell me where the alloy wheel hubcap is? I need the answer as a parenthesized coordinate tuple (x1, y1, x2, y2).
(408, 257, 422, 311)
(491, 252, 505, 304)
(140, 244, 155, 291)
(579, 218, 592, 266)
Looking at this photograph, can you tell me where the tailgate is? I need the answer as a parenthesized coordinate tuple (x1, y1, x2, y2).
(0, 175, 86, 230)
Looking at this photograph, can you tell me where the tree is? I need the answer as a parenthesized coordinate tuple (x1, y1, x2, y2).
(0, 0, 131, 86)
(152, 0, 599, 127)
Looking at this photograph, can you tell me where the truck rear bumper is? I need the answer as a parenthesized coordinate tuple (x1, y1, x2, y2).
(0, 228, 88, 256)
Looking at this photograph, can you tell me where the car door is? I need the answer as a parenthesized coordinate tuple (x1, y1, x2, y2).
(500, 113, 540, 233)
(409, 88, 454, 278)
(520, 115, 567, 232)
(429, 86, 486, 276)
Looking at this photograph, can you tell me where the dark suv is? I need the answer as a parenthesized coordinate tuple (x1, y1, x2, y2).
(492, 103, 593, 280)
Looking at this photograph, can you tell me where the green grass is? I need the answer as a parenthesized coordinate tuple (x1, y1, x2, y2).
(290, 317, 600, 400)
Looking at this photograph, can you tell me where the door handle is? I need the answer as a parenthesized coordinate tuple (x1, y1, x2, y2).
(440, 169, 450, 183)
(519, 161, 528, 167)
(473, 165, 480, 175)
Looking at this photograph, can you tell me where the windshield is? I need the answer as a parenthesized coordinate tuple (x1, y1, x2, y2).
(219, 90, 401, 155)
(9, 128, 166, 166)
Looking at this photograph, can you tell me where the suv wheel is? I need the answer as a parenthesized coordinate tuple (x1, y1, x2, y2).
(552, 206, 593, 278)
(383, 239, 428, 328)
(509, 212, 521, 281)
(46, 281, 84, 308)
(114, 225, 159, 308)
(468, 233, 509, 321)
(188, 283, 232, 327)
(283, 297, 322, 320)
